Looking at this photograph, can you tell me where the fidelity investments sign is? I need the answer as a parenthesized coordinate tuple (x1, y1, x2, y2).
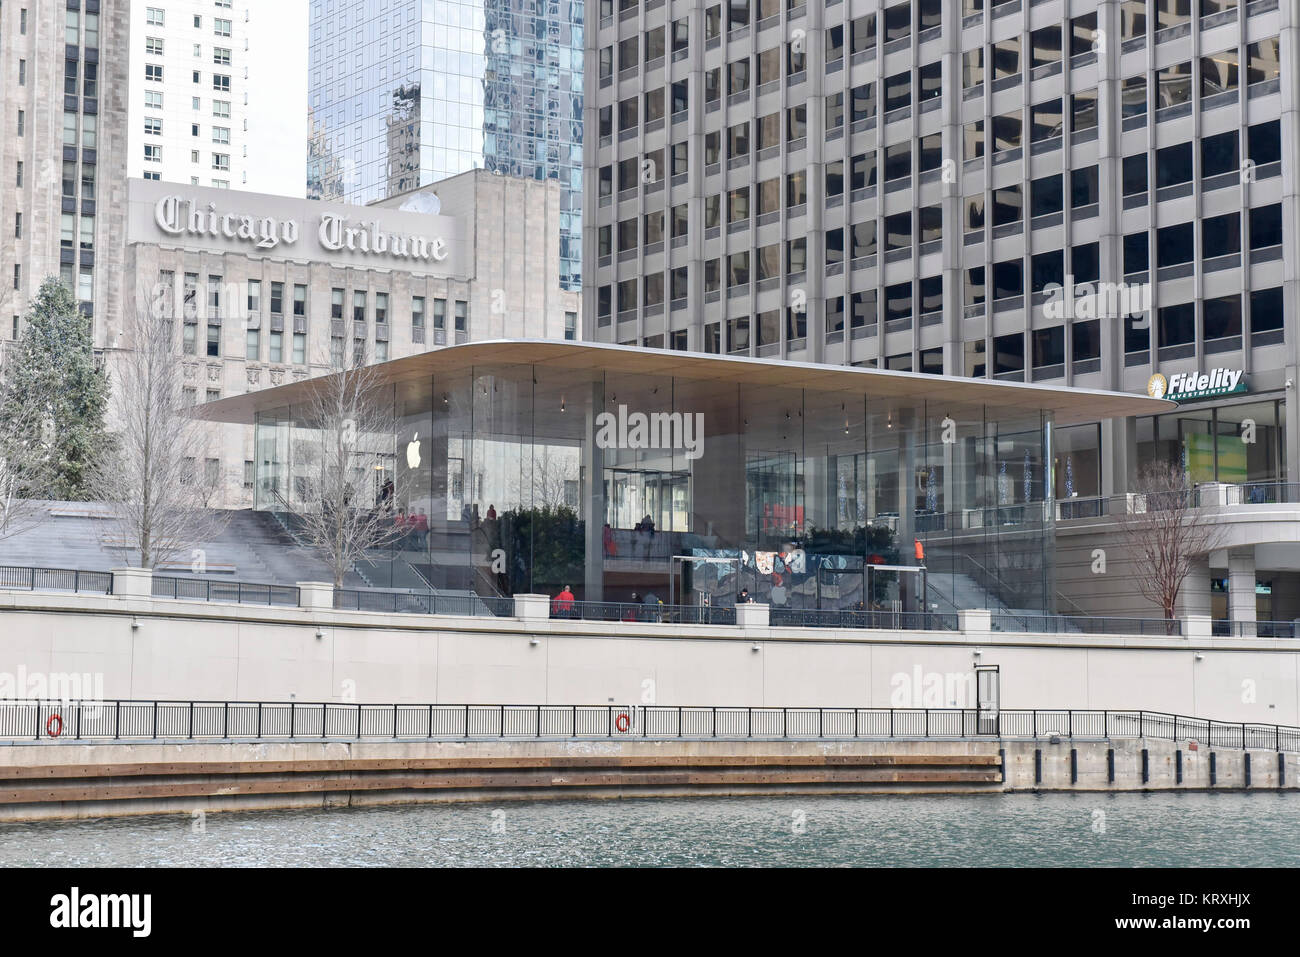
(153, 195, 450, 263)
(1147, 367, 1247, 403)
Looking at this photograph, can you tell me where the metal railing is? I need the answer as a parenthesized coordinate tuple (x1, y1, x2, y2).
(1057, 482, 1300, 520)
(992, 613, 1184, 636)
(554, 600, 737, 625)
(2, 566, 1294, 640)
(1213, 620, 1298, 638)
(335, 588, 515, 617)
(152, 576, 300, 606)
(0, 566, 112, 595)
(1233, 482, 1300, 505)
(3, 699, 1297, 752)
(770, 608, 958, 631)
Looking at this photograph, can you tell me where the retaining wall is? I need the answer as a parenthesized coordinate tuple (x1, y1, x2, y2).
(2, 590, 1299, 722)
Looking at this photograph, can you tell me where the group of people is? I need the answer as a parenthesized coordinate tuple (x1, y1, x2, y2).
(393, 508, 430, 549)
(600, 515, 660, 561)
(459, 503, 499, 527)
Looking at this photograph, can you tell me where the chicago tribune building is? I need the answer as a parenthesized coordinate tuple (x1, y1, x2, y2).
(124, 172, 580, 507)
(584, 0, 1300, 626)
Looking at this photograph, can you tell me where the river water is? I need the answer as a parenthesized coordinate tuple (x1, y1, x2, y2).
(2, 792, 1297, 867)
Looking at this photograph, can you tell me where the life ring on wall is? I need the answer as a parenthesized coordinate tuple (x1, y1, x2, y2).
(615, 712, 631, 733)
(46, 714, 63, 738)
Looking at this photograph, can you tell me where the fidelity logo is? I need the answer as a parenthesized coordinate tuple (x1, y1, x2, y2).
(49, 887, 151, 937)
(1147, 368, 1246, 402)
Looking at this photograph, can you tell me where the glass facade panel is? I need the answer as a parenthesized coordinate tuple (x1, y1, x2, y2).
(308, 0, 583, 289)
(253, 360, 1059, 614)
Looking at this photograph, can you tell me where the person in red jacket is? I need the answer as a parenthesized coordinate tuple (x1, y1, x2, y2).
(552, 585, 575, 617)
(914, 538, 926, 565)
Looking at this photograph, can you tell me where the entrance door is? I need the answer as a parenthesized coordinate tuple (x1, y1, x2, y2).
(976, 664, 1000, 735)
(865, 564, 929, 623)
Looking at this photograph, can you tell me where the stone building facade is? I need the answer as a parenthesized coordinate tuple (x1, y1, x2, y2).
(0, 0, 129, 350)
(120, 169, 581, 507)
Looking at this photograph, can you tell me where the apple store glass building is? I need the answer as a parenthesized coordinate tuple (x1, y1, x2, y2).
(236, 342, 1166, 616)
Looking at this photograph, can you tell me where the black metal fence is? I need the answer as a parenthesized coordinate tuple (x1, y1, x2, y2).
(0, 566, 112, 595)
(335, 589, 515, 617)
(554, 600, 736, 625)
(4, 700, 1297, 752)
(992, 614, 1185, 636)
(1, 565, 1294, 640)
(1213, 620, 1298, 639)
(152, 576, 300, 606)
(770, 608, 958, 631)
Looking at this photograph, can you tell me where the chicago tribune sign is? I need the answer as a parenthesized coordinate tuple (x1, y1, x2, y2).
(152, 195, 450, 263)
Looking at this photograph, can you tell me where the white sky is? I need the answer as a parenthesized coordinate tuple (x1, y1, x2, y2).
(245, 0, 308, 197)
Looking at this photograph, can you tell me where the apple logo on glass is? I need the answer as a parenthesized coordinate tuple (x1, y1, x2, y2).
(406, 432, 421, 469)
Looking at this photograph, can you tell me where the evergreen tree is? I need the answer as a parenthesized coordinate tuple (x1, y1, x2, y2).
(0, 277, 111, 501)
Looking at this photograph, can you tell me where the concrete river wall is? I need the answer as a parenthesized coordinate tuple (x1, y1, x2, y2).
(0, 737, 1296, 821)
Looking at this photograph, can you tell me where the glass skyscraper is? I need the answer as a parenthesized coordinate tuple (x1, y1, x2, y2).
(308, 0, 584, 289)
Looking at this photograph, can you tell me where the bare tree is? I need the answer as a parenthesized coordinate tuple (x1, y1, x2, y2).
(291, 358, 403, 594)
(90, 284, 227, 569)
(0, 379, 52, 541)
(1118, 461, 1225, 624)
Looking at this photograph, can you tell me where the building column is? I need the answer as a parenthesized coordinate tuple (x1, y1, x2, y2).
(897, 409, 918, 610)
(1228, 547, 1257, 637)
(582, 380, 605, 602)
(1178, 556, 1212, 618)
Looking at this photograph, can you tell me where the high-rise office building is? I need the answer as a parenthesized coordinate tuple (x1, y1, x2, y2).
(0, 0, 129, 350)
(586, 0, 1299, 623)
(307, 0, 586, 290)
(128, 1, 308, 197)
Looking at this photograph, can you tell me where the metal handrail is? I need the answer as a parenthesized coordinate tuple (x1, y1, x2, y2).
(152, 576, 300, 606)
(0, 565, 1294, 638)
(335, 587, 515, 617)
(0, 566, 112, 595)
(2, 699, 1296, 752)
(553, 600, 737, 625)
(992, 613, 1184, 636)
(769, 607, 958, 631)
